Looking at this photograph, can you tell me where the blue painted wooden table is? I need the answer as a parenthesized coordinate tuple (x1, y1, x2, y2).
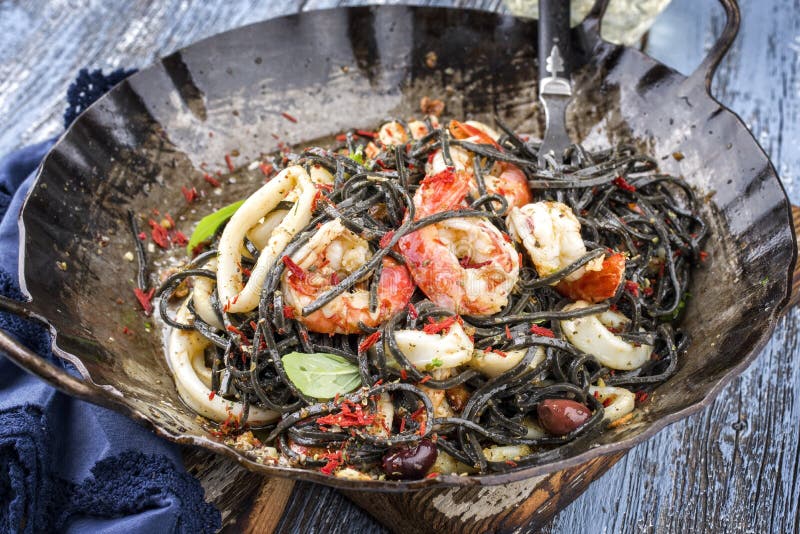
(1, 0, 798, 531)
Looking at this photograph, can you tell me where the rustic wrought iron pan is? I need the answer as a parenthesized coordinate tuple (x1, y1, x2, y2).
(0, 0, 794, 490)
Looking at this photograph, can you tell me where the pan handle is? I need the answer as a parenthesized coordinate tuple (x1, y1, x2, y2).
(0, 296, 118, 411)
(687, 0, 740, 91)
(581, 0, 740, 92)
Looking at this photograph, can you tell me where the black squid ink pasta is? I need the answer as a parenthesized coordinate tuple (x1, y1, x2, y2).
(151, 112, 706, 480)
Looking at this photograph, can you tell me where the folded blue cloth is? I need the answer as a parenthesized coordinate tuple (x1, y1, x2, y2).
(0, 70, 221, 533)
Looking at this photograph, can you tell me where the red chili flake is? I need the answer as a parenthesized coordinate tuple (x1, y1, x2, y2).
(281, 112, 298, 123)
(373, 379, 384, 387)
(330, 272, 340, 286)
(379, 230, 395, 248)
(358, 331, 381, 353)
(148, 219, 170, 249)
(356, 129, 376, 138)
(407, 303, 418, 319)
(593, 391, 600, 399)
(609, 303, 618, 311)
(256, 162, 273, 178)
(502, 232, 512, 243)
(225, 153, 235, 172)
(419, 375, 432, 384)
(181, 186, 199, 204)
(122, 326, 133, 335)
(486, 347, 508, 358)
(699, 251, 709, 261)
(172, 230, 188, 246)
(425, 472, 440, 479)
(422, 315, 461, 335)
(137, 232, 147, 241)
(505, 460, 518, 467)
(226, 325, 250, 345)
(643, 286, 654, 297)
(602, 398, 613, 408)
(241, 266, 252, 277)
(281, 256, 306, 281)
(624, 280, 640, 297)
(250, 320, 258, 331)
(505, 325, 512, 340)
(613, 176, 636, 192)
(319, 450, 343, 475)
(208, 391, 216, 400)
(133, 287, 155, 314)
(317, 400, 376, 429)
(530, 325, 555, 338)
(399, 417, 407, 433)
(204, 173, 221, 187)
(152, 208, 160, 216)
(300, 330, 309, 343)
(282, 305, 295, 319)
(635, 390, 649, 403)
(410, 405, 425, 421)
(400, 369, 408, 380)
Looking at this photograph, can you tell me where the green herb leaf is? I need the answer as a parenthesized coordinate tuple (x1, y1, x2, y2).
(426, 357, 443, 371)
(186, 200, 244, 254)
(282, 352, 361, 399)
(349, 145, 365, 165)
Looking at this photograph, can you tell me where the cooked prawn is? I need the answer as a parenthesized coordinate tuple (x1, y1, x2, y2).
(400, 216, 519, 316)
(399, 169, 520, 315)
(558, 253, 625, 303)
(281, 219, 414, 334)
(378, 116, 441, 146)
(429, 119, 532, 210)
(217, 165, 316, 313)
(507, 201, 624, 302)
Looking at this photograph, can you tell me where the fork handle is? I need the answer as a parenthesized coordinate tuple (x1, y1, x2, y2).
(538, 0, 572, 96)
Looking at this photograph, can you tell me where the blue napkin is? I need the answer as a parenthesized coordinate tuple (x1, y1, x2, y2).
(0, 70, 221, 534)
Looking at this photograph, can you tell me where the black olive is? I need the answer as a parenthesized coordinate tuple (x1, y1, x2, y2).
(381, 438, 437, 480)
(537, 399, 591, 435)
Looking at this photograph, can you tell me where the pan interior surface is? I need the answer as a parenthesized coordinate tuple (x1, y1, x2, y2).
(17, 6, 794, 489)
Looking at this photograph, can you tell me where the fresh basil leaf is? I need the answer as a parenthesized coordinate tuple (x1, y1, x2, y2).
(186, 199, 244, 254)
(281, 351, 361, 399)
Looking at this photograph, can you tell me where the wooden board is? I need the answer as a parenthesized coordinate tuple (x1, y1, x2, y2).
(4, 0, 800, 532)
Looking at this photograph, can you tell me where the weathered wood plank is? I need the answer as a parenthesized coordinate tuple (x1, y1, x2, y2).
(2, 0, 800, 533)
